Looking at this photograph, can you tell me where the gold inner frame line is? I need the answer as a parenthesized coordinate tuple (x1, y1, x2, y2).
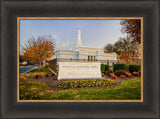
(17, 17, 143, 102)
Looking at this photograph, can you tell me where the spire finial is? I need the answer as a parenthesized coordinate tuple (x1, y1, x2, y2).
(79, 24, 80, 29)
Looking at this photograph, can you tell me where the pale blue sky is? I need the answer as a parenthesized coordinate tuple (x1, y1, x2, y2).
(20, 20, 126, 51)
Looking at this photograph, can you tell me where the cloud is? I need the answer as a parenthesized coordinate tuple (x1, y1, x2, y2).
(56, 40, 74, 50)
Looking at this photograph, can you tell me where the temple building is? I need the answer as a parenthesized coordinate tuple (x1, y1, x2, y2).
(53, 24, 117, 66)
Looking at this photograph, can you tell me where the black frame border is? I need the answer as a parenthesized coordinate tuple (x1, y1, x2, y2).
(1, 0, 159, 118)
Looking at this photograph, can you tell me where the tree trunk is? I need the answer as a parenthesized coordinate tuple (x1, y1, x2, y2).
(38, 61, 41, 71)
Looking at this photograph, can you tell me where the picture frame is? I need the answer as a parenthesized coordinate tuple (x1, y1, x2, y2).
(17, 17, 143, 102)
(0, 0, 159, 118)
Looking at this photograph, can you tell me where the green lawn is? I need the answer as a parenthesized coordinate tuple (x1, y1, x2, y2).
(20, 78, 141, 100)
(27, 66, 51, 74)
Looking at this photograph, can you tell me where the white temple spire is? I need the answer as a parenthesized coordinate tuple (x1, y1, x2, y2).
(76, 24, 83, 48)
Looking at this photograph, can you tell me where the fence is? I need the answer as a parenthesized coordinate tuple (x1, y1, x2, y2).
(57, 58, 141, 65)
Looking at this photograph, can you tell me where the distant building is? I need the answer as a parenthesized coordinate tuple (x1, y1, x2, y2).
(53, 24, 117, 66)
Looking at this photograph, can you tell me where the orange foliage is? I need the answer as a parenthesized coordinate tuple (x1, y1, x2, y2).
(120, 53, 132, 64)
(110, 74, 117, 79)
(101, 73, 105, 77)
(21, 35, 56, 65)
(125, 72, 132, 77)
(120, 75, 126, 79)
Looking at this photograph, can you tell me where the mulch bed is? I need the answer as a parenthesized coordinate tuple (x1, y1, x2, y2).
(20, 75, 140, 91)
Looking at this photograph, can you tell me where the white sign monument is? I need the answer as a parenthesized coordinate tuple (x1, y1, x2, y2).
(58, 62, 102, 80)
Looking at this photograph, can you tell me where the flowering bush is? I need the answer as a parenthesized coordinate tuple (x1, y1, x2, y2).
(138, 71, 141, 76)
(120, 75, 126, 79)
(110, 74, 117, 79)
(105, 70, 113, 76)
(115, 70, 126, 77)
(58, 79, 116, 89)
(133, 72, 140, 77)
(125, 72, 132, 77)
(101, 73, 105, 77)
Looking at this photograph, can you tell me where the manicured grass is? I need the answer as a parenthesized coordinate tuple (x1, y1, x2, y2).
(27, 66, 51, 74)
(51, 78, 141, 100)
(20, 78, 141, 100)
(27, 67, 38, 73)
(20, 82, 54, 100)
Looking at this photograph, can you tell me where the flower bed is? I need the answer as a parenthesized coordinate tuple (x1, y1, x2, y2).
(58, 79, 116, 89)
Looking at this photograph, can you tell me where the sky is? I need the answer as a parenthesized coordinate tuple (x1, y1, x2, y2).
(20, 20, 126, 51)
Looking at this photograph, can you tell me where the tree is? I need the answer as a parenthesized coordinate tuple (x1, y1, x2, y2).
(120, 53, 132, 64)
(114, 38, 141, 63)
(120, 19, 141, 43)
(104, 44, 114, 53)
(21, 35, 56, 70)
(104, 37, 141, 63)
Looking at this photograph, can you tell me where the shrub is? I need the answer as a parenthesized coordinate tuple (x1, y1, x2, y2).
(129, 64, 141, 74)
(35, 74, 39, 79)
(110, 74, 117, 79)
(133, 72, 140, 77)
(105, 69, 113, 76)
(45, 63, 49, 68)
(125, 72, 132, 77)
(138, 71, 141, 76)
(101, 64, 109, 73)
(101, 64, 105, 73)
(109, 73, 114, 76)
(105, 64, 109, 71)
(115, 70, 126, 77)
(101, 73, 105, 77)
(120, 75, 126, 79)
(45, 73, 49, 77)
(58, 79, 116, 89)
(113, 63, 127, 72)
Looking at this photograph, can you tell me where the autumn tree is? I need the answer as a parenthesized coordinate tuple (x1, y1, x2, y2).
(21, 35, 56, 70)
(104, 44, 114, 53)
(115, 38, 141, 63)
(120, 19, 141, 43)
(104, 38, 141, 63)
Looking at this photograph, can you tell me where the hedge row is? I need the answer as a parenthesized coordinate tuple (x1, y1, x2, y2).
(113, 63, 141, 73)
(129, 64, 141, 74)
(101, 64, 109, 73)
(113, 63, 127, 72)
